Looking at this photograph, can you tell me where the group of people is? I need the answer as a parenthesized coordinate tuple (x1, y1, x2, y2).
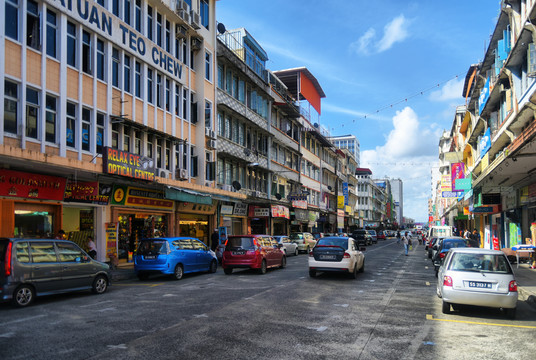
(396, 231, 413, 256)
(463, 229, 481, 248)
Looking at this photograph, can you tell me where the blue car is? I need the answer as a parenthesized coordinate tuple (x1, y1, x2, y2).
(134, 237, 218, 280)
(433, 237, 468, 276)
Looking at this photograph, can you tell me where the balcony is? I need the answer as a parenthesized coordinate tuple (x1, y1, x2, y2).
(217, 137, 268, 169)
(272, 127, 300, 153)
(217, 91, 268, 130)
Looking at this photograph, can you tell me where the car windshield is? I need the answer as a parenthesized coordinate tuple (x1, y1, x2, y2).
(316, 238, 348, 250)
(448, 253, 512, 274)
(289, 233, 303, 240)
(368, 230, 376, 235)
(226, 237, 255, 250)
(136, 240, 168, 255)
(442, 240, 466, 250)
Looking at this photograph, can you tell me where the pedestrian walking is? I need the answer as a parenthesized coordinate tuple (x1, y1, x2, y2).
(211, 228, 219, 252)
(396, 230, 401, 245)
(471, 229, 481, 248)
(463, 229, 471, 239)
(403, 232, 409, 255)
(87, 236, 97, 259)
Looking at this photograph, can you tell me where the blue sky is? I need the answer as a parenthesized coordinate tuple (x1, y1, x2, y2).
(217, 1, 501, 222)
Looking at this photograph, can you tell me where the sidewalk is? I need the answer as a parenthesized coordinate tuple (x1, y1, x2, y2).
(514, 263, 536, 310)
(110, 262, 137, 282)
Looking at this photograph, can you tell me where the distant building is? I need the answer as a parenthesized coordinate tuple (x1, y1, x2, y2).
(328, 134, 360, 166)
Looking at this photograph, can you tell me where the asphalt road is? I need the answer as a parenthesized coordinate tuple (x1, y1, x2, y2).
(1, 238, 536, 360)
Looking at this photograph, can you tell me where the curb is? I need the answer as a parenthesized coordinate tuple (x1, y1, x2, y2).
(111, 271, 137, 282)
(518, 287, 536, 310)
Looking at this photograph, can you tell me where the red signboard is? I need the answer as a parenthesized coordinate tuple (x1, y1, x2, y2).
(0, 169, 67, 200)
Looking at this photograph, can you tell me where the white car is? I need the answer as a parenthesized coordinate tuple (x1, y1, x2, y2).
(308, 237, 365, 279)
(436, 248, 518, 319)
(273, 236, 299, 256)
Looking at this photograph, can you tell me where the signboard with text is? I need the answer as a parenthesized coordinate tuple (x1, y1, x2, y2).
(0, 169, 67, 200)
(103, 147, 155, 181)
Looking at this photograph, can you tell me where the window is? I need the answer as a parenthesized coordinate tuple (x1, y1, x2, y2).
(165, 79, 171, 112)
(124, 131, 131, 152)
(156, 138, 162, 167)
(147, 68, 153, 103)
(156, 12, 162, 47)
(96, 39, 105, 80)
(156, 73, 162, 108)
(165, 20, 171, 53)
(66, 102, 76, 148)
(29, 242, 57, 263)
(5, 0, 18, 41)
(27, 0, 40, 50)
(200, 0, 209, 29)
(112, 0, 120, 17)
(182, 88, 188, 119)
(175, 28, 182, 60)
(134, 131, 141, 154)
(112, 48, 120, 87)
(191, 146, 197, 177)
(238, 79, 245, 103)
(111, 123, 119, 149)
(217, 65, 223, 89)
(124, 54, 131, 93)
(147, 6, 153, 41)
(124, 0, 131, 25)
(135, 0, 141, 32)
(82, 108, 91, 151)
(45, 95, 56, 143)
(205, 51, 212, 81)
(57, 242, 85, 262)
(205, 100, 212, 128)
(135, 61, 141, 97)
(26, 88, 39, 139)
(175, 84, 181, 116)
(4, 80, 18, 134)
(46, 10, 57, 58)
(97, 113, 104, 153)
(67, 22, 77, 67)
(217, 112, 223, 137)
(15, 242, 30, 263)
(82, 30, 92, 74)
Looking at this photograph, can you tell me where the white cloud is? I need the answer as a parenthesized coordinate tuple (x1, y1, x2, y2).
(361, 107, 437, 222)
(429, 78, 465, 101)
(350, 15, 410, 55)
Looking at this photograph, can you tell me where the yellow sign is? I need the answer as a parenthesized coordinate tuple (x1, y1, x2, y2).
(105, 222, 118, 257)
(337, 196, 345, 209)
(441, 175, 451, 191)
(345, 205, 352, 214)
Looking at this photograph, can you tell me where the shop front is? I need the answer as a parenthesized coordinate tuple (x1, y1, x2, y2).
(219, 202, 248, 236)
(177, 202, 217, 245)
(292, 208, 309, 232)
(271, 205, 290, 235)
(248, 206, 270, 234)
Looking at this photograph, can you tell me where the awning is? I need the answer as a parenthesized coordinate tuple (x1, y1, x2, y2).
(165, 186, 212, 205)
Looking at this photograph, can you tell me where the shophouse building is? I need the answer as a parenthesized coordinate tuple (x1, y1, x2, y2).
(0, 0, 242, 262)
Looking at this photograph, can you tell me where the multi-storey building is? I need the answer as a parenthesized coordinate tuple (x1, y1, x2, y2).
(0, 0, 230, 262)
(390, 178, 403, 228)
(328, 134, 360, 167)
(438, 0, 536, 248)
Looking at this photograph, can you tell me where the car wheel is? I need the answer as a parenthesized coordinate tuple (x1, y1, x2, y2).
(209, 260, 217, 273)
(358, 259, 365, 273)
(224, 267, 233, 275)
(442, 300, 450, 314)
(294, 248, 299, 257)
(137, 272, 149, 280)
(12, 285, 35, 307)
(280, 256, 287, 269)
(309, 269, 316, 278)
(505, 307, 516, 320)
(92, 275, 108, 294)
(259, 260, 267, 274)
(350, 265, 358, 279)
(173, 264, 184, 280)
(436, 286, 442, 298)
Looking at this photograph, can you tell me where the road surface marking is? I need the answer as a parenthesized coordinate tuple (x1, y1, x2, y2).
(426, 314, 536, 329)
(425, 282, 430, 286)
(114, 283, 164, 287)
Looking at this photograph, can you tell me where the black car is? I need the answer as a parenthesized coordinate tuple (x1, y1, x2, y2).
(351, 230, 372, 246)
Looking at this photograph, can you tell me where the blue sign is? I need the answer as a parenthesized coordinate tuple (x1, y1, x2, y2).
(342, 182, 349, 206)
(479, 77, 490, 114)
(442, 191, 464, 198)
(479, 128, 491, 158)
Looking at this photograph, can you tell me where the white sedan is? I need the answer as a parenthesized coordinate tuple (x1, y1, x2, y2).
(308, 236, 365, 279)
(273, 236, 299, 256)
(437, 248, 518, 319)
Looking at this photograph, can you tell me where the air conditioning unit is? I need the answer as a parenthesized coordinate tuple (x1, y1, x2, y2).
(176, 25, 187, 39)
(191, 37, 203, 51)
(176, 0, 189, 12)
(159, 169, 170, 178)
(251, 191, 260, 198)
(190, 10, 201, 29)
(204, 129, 216, 138)
(207, 139, 217, 149)
(222, 184, 233, 192)
(206, 152, 214, 162)
(177, 10, 190, 23)
(176, 168, 188, 180)
(205, 181, 214, 188)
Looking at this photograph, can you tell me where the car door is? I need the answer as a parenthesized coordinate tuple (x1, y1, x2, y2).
(28, 241, 63, 294)
(176, 239, 197, 272)
(56, 241, 94, 290)
(282, 236, 295, 254)
(192, 239, 212, 272)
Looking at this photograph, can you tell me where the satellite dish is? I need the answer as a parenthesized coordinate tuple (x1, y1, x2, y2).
(217, 22, 226, 34)
(275, 193, 282, 200)
(232, 181, 241, 191)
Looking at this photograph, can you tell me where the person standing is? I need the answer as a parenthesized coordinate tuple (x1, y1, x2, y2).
(396, 230, 401, 245)
(471, 229, 481, 248)
(403, 232, 409, 256)
(211, 229, 219, 252)
(87, 236, 97, 259)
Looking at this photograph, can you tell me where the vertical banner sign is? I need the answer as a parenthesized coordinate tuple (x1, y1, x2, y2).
(218, 226, 228, 245)
(105, 222, 118, 258)
(451, 163, 465, 192)
(342, 182, 349, 205)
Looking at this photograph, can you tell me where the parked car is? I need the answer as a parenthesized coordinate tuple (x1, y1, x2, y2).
(437, 248, 518, 318)
(135, 237, 217, 280)
(308, 236, 365, 278)
(427, 237, 442, 259)
(222, 235, 286, 275)
(433, 237, 468, 276)
(351, 229, 372, 246)
(273, 236, 299, 257)
(367, 230, 378, 244)
(0, 238, 110, 307)
(377, 231, 386, 241)
(289, 232, 316, 253)
(312, 233, 324, 240)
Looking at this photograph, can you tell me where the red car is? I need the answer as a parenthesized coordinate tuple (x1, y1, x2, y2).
(222, 235, 286, 275)
(377, 231, 386, 240)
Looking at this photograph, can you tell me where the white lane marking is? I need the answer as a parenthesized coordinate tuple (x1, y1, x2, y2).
(307, 326, 328, 332)
(193, 314, 208, 318)
(107, 344, 127, 349)
(163, 294, 178, 297)
(98, 307, 116, 312)
(0, 332, 16, 338)
(333, 304, 349, 308)
(79, 300, 114, 308)
(0, 314, 46, 326)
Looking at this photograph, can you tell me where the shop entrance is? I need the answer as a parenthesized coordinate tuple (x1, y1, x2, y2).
(179, 214, 209, 245)
(14, 203, 59, 238)
(117, 213, 168, 260)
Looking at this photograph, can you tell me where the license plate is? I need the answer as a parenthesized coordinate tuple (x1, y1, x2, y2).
(468, 281, 491, 289)
(319, 255, 336, 260)
(144, 255, 156, 260)
(232, 251, 245, 255)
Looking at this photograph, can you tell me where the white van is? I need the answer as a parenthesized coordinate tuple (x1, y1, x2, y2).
(428, 226, 453, 239)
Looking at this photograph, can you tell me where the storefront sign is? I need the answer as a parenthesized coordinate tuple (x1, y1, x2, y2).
(288, 193, 307, 201)
(252, 207, 270, 217)
(337, 196, 345, 209)
(337, 210, 344, 229)
(80, 210, 94, 231)
(345, 205, 352, 214)
(64, 180, 111, 205)
(480, 128, 491, 158)
(451, 163, 465, 192)
(233, 203, 248, 216)
(442, 191, 462, 198)
(220, 205, 234, 215)
(342, 182, 349, 205)
(0, 169, 67, 200)
(105, 222, 118, 258)
(180, 202, 215, 214)
(111, 185, 173, 210)
(271, 205, 290, 219)
(308, 211, 318, 222)
(292, 200, 308, 209)
(103, 147, 155, 181)
(455, 178, 472, 191)
(294, 209, 308, 222)
(441, 175, 451, 191)
(218, 226, 228, 245)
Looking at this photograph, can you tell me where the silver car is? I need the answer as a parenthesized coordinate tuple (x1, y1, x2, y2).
(273, 236, 299, 257)
(436, 248, 518, 318)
